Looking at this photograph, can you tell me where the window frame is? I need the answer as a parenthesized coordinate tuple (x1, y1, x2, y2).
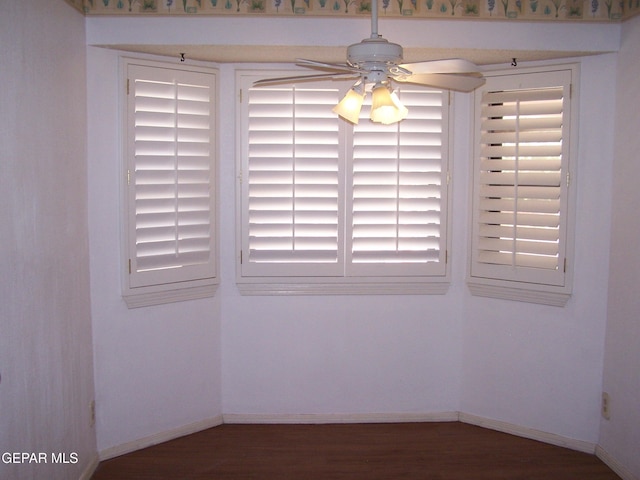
(235, 69, 452, 296)
(467, 64, 578, 306)
(121, 57, 219, 308)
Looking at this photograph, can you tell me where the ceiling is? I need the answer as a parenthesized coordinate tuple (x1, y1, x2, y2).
(99, 44, 602, 66)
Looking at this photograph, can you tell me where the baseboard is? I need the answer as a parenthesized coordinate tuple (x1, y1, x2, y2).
(223, 411, 460, 425)
(596, 445, 639, 480)
(459, 412, 596, 454)
(78, 452, 100, 480)
(98, 415, 224, 460)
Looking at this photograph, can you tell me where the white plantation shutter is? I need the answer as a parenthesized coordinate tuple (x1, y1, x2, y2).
(238, 72, 450, 290)
(242, 83, 343, 276)
(125, 62, 217, 298)
(348, 88, 448, 276)
(470, 68, 575, 304)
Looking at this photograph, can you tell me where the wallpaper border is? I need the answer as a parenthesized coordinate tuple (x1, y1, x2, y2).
(67, 0, 638, 22)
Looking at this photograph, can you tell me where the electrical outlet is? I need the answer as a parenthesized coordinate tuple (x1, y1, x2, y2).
(601, 392, 611, 420)
(90, 400, 96, 427)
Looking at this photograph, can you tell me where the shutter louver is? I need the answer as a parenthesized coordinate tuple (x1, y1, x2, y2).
(349, 88, 447, 273)
(246, 85, 341, 272)
(473, 77, 569, 286)
(128, 65, 216, 288)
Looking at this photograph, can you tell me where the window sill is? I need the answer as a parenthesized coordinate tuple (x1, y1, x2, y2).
(123, 283, 218, 308)
(237, 281, 450, 296)
(467, 281, 570, 307)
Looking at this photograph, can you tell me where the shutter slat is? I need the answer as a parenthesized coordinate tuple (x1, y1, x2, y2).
(482, 87, 563, 104)
(482, 116, 562, 131)
(481, 130, 562, 144)
(479, 211, 560, 228)
(479, 197, 560, 213)
(479, 184, 561, 199)
(478, 224, 559, 242)
(352, 250, 440, 262)
(481, 98, 563, 117)
(480, 171, 561, 187)
(478, 237, 559, 256)
(481, 144, 562, 157)
(248, 250, 337, 263)
(137, 250, 210, 272)
(480, 158, 562, 171)
(477, 251, 559, 269)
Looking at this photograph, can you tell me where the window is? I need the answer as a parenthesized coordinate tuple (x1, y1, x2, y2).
(122, 58, 218, 307)
(468, 66, 577, 306)
(236, 71, 451, 295)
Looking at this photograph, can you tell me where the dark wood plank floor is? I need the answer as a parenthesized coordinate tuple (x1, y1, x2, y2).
(91, 422, 620, 480)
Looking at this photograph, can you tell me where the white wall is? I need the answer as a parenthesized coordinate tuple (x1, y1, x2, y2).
(599, 14, 640, 480)
(214, 62, 465, 419)
(86, 15, 621, 454)
(87, 47, 223, 455)
(0, 1, 97, 479)
(460, 53, 618, 445)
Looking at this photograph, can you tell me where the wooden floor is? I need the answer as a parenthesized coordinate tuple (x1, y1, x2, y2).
(91, 422, 620, 480)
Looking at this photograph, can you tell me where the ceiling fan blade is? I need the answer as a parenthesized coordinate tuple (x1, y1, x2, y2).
(253, 72, 360, 87)
(394, 73, 486, 92)
(296, 58, 365, 74)
(398, 58, 482, 75)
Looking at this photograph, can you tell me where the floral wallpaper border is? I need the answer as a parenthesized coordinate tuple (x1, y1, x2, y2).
(66, 0, 638, 21)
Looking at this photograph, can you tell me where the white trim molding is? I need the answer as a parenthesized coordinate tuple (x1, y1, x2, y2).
(98, 415, 224, 461)
(237, 282, 450, 296)
(78, 453, 100, 480)
(467, 282, 571, 307)
(459, 412, 596, 454)
(596, 445, 640, 480)
(223, 412, 459, 425)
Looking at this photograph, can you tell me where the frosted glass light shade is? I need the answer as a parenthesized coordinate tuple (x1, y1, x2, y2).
(370, 85, 407, 124)
(332, 88, 365, 124)
(390, 91, 408, 121)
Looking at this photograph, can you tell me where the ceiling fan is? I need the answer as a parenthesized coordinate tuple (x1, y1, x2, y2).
(254, 0, 486, 124)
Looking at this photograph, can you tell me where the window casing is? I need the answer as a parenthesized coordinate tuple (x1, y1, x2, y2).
(468, 66, 577, 306)
(237, 71, 451, 295)
(122, 58, 218, 307)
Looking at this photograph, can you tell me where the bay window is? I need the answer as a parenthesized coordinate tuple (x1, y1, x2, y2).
(236, 71, 451, 295)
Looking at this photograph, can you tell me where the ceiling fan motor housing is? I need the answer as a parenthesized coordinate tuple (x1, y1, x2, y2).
(347, 37, 404, 68)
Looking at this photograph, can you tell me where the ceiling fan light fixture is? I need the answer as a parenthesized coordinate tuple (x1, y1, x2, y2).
(370, 84, 407, 125)
(252, 0, 485, 120)
(347, 38, 404, 67)
(333, 83, 365, 124)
